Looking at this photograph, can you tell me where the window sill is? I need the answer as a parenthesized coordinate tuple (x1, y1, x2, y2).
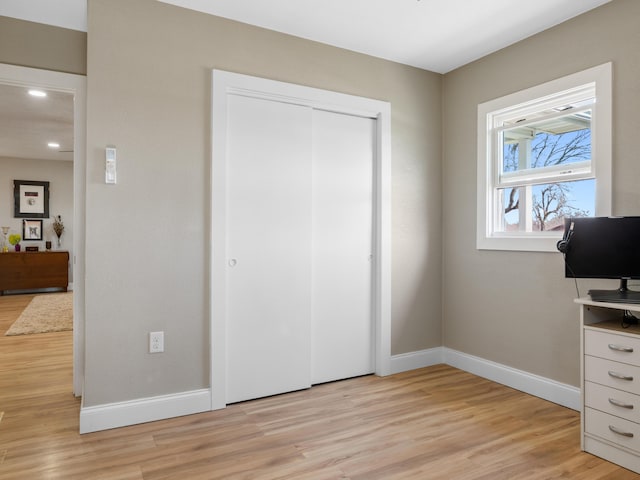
(476, 234, 561, 253)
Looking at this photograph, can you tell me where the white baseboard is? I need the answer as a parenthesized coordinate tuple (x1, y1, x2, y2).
(443, 348, 580, 410)
(79, 389, 211, 434)
(80, 348, 579, 433)
(389, 347, 580, 411)
(390, 347, 444, 374)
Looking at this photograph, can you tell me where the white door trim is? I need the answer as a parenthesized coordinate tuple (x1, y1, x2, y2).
(0, 63, 87, 397)
(210, 70, 391, 409)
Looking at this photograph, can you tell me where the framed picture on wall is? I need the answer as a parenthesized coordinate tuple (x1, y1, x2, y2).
(23, 219, 43, 241)
(13, 180, 50, 218)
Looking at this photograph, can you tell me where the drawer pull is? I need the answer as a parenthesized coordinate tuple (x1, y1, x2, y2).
(608, 371, 634, 381)
(609, 398, 635, 409)
(609, 425, 634, 438)
(608, 343, 634, 353)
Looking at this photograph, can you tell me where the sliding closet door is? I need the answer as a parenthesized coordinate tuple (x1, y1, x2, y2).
(311, 110, 375, 385)
(225, 94, 313, 404)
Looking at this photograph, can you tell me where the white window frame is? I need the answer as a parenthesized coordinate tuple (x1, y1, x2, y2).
(477, 63, 612, 252)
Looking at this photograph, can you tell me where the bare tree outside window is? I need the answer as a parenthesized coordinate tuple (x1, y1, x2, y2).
(502, 125, 593, 231)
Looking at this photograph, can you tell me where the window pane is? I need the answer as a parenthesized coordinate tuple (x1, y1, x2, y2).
(502, 110, 591, 174)
(501, 187, 520, 231)
(497, 179, 595, 233)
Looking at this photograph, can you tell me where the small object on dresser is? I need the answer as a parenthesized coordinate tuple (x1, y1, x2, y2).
(25, 246, 39, 252)
(45, 241, 52, 251)
(52, 215, 64, 247)
(1, 226, 9, 252)
(9, 233, 21, 252)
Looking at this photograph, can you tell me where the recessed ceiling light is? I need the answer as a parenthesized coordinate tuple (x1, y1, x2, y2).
(28, 89, 47, 97)
(48, 142, 60, 149)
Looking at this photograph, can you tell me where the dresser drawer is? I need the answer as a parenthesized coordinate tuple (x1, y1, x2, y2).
(585, 328, 640, 365)
(585, 355, 640, 395)
(585, 381, 640, 424)
(585, 407, 640, 453)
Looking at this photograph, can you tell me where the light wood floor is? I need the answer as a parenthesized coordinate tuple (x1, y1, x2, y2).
(1, 295, 639, 479)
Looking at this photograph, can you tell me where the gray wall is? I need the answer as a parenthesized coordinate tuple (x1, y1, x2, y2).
(0, 16, 86, 75)
(442, 0, 640, 386)
(84, 0, 442, 406)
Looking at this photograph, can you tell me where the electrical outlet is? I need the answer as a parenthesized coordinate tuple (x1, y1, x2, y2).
(149, 331, 164, 353)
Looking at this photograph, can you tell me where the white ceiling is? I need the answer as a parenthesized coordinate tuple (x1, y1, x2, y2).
(0, 0, 611, 162)
(157, 0, 611, 73)
(0, 85, 74, 162)
(0, 0, 611, 73)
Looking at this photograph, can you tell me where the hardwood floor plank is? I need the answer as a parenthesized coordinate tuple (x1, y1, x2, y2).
(1, 295, 639, 479)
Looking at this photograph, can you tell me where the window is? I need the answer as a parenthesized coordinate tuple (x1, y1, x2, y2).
(477, 63, 612, 252)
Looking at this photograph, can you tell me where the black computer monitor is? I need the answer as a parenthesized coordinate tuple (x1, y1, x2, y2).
(559, 216, 640, 303)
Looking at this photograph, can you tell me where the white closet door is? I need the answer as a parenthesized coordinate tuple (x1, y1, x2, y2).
(311, 110, 375, 385)
(226, 94, 313, 403)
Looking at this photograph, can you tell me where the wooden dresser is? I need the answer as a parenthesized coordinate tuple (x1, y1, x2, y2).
(0, 251, 69, 295)
(577, 298, 640, 473)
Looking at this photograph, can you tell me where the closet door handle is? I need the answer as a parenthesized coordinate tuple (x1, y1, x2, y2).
(609, 425, 634, 438)
(228, 259, 237, 267)
(609, 343, 634, 353)
(609, 398, 635, 409)
(608, 371, 634, 381)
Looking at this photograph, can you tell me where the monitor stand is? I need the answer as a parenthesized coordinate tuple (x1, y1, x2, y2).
(589, 279, 640, 305)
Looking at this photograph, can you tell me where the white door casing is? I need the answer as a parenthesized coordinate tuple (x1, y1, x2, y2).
(211, 70, 391, 409)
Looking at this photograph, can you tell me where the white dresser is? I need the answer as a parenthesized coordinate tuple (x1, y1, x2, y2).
(577, 298, 640, 473)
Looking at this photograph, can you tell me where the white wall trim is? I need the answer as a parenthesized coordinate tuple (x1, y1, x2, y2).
(80, 347, 579, 433)
(390, 347, 444, 374)
(79, 389, 211, 434)
(443, 348, 580, 410)
(388, 347, 579, 410)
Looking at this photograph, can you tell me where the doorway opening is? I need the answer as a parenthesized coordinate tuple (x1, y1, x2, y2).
(0, 63, 86, 398)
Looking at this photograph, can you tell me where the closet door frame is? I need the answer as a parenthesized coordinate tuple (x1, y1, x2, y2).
(210, 70, 391, 410)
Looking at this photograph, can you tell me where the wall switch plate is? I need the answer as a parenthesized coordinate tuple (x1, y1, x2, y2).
(105, 146, 117, 184)
(149, 331, 164, 353)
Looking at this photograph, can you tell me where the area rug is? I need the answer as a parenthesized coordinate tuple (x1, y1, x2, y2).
(5, 292, 73, 336)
